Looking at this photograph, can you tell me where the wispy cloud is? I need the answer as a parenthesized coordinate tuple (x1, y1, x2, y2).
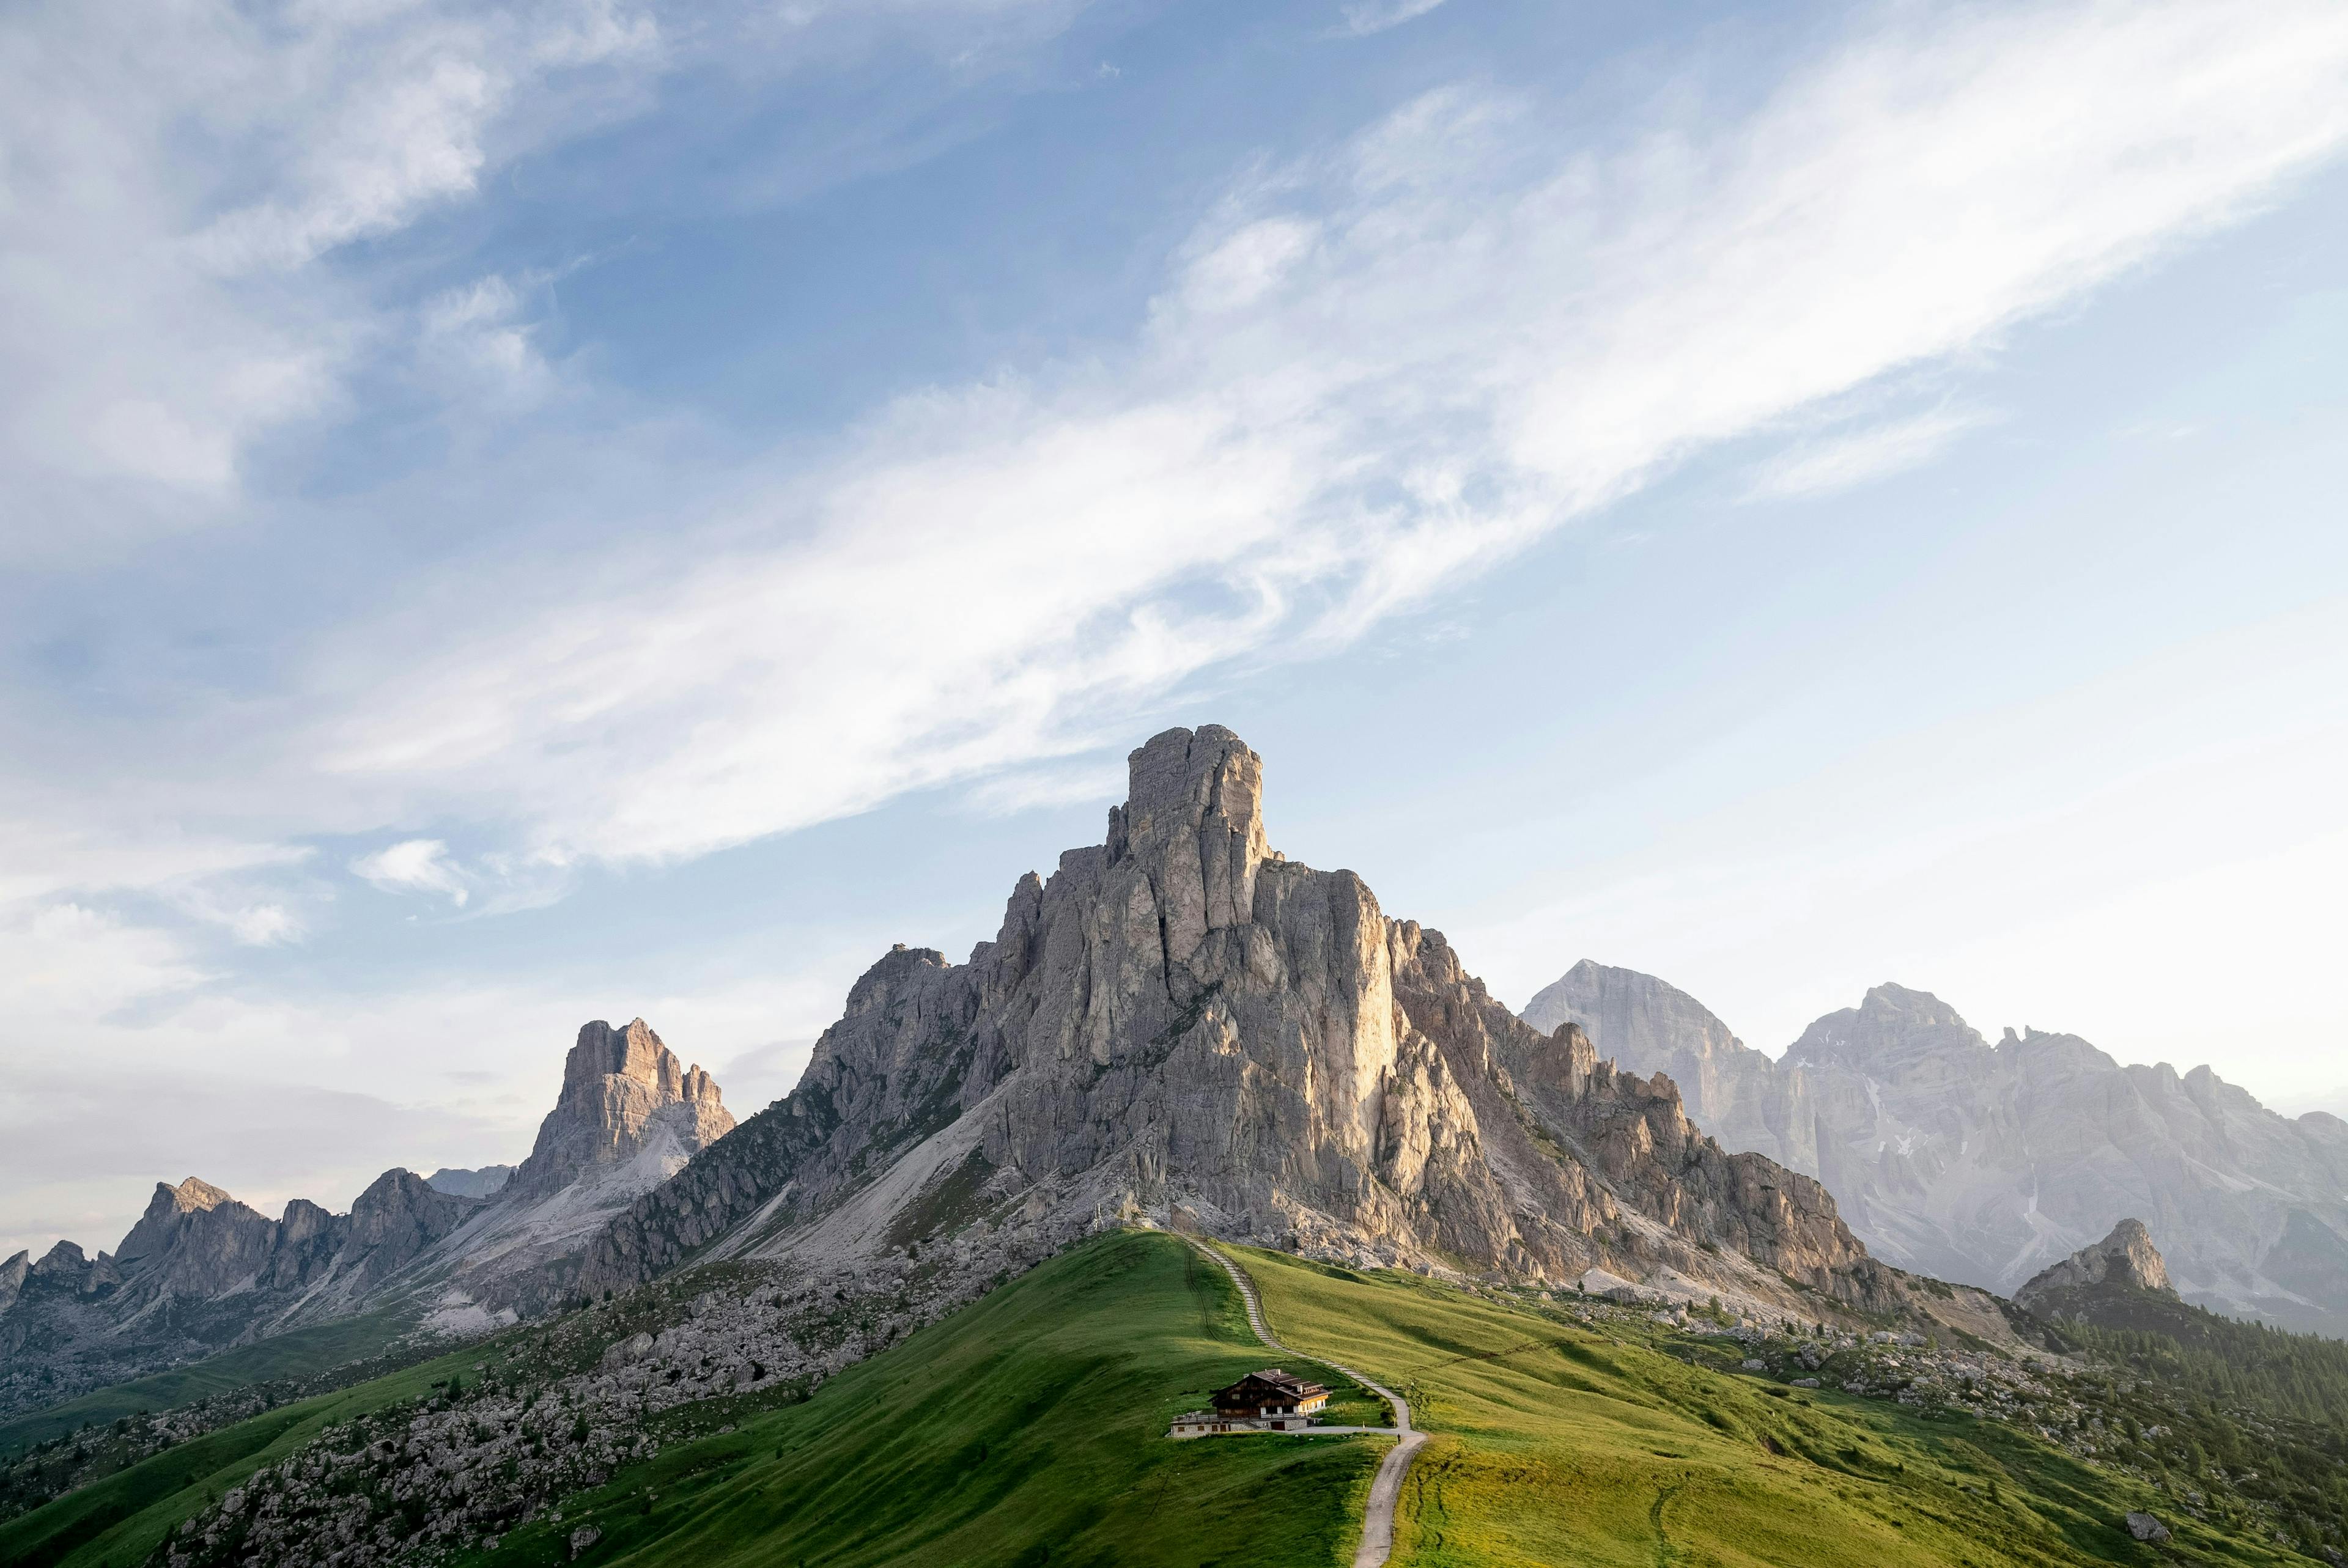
(1748, 405, 1996, 499)
(351, 839, 472, 907)
(1336, 0, 1451, 38)
(0, 0, 1087, 567)
(300, 0, 2348, 870)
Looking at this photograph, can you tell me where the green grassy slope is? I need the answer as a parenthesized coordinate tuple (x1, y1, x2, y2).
(0, 1309, 415, 1459)
(1, 1234, 1386, 1568)
(449, 1231, 1385, 1568)
(16, 1232, 2333, 1568)
(0, 1335, 492, 1568)
(1233, 1246, 2309, 1568)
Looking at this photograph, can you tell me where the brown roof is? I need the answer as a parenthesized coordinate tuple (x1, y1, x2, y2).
(1210, 1368, 1330, 1409)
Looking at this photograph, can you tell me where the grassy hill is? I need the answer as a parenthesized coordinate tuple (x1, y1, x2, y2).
(0, 1332, 497, 1568)
(0, 1233, 1384, 1568)
(0, 1309, 416, 1461)
(1231, 1245, 2316, 1568)
(6, 1231, 2336, 1568)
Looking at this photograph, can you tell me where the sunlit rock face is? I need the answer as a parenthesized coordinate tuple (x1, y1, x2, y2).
(508, 1020, 734, 1201)
(574, 725, 1922, 1325)
(1535, 962, 2348, 1334)
(435, 1021, 735, 1311)
(2017, 1217, 2174, 1311)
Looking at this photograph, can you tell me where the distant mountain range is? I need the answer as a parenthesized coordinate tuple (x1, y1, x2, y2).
(17, 723, 2340, 1445)
(0, 1021, 731, 1421)
(1524, 962, 2348, 1336)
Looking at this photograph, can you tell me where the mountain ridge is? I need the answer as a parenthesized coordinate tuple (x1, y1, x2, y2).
(0, 1019, 736, 1420)
(558, 724, 1995, 1343)
(1528, 960, 2348, 1334)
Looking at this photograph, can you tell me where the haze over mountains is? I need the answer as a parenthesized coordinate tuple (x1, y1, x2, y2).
(1525, 962, 2348, 1336)
(0, 1022, 732, 1419)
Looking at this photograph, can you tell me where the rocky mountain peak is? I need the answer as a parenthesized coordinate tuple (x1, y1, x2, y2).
(575, 723, 1932, 1330)
(2016, 1218, 2174, 1312)
(1104, 724, 1271, 963)
(1523, 960, 1814, 1171)
(1782, 981, 1992, 1075)
(507, 1019, 734, 1201)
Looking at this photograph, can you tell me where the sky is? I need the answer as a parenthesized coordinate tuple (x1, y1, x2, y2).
(5, 0, 2347, 1262)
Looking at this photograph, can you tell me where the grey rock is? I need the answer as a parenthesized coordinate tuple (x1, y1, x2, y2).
(0, 1172, 478, 1419)
(2016, 1220, 2172, 1313)
(2, 1020, 731, 1416)
(569, 1524, 601, 1558)
(508, 1021, 732, 1201)
(570, 725, 1965, 1331)
(1534, 965, 2348, 1334)
(427, 1166, 517, 1199)
(2125, 1511, 2171, 1543)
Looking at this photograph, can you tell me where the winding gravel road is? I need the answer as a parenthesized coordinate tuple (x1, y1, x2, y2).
(1187, 1240, 1427, 1568)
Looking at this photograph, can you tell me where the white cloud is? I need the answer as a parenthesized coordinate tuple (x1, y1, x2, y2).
(1337, 0, 1450, 38)
(352, 838, 473, 906)
(961, 756, 1130, 817)
(0, 0, 1088, 567)
(298, 0, 2348, 870)
(419, 273, 563, 408)
(1747, 405, 1995, 499)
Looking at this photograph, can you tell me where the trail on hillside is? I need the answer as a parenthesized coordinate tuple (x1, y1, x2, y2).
(1190, 1242, 1427, 1568)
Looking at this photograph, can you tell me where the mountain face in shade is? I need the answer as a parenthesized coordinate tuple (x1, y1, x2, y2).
(1529, 962, 2348, 1335)
(561, 726, 2007, 1345)
(0, 1023, 736, 1418)
(426, 1166, 515, 1199)
(0, 1172, 479, 1421)
(1523, 962, 1816, 1171)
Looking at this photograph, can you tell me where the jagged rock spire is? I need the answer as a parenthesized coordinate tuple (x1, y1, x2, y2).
(2016, 1218, 2173, 1311)
(509, 1019, 733, 1198)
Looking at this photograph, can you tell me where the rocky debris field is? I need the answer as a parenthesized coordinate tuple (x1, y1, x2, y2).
(155, 1231, 1057, 1568)
(0, 1334, 459, 1526)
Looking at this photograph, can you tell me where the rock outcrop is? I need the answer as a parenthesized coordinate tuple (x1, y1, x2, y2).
(569, 726, 1965, 1332)
(508, 1021, 731, 1201)
(432, 1021, 735, 1309)
(1524, 962, 1816, 1170)
(2016, 1218, 2173, 1312)
(1534, 964, 2348, 1334)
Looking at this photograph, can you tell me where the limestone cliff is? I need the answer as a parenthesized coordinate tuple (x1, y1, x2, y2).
(572, 726, 1946, 1328)
(1524, 961, 1817, 1171)
(436, 1021, 735, 1306)
(2016, 1218, 2173, 1310)
(1535, 965, 2348, 1334)
(507, 1021, 732, 1200)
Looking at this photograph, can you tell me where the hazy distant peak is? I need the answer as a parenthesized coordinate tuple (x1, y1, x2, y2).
(1784, 983, 1992, 1072)
(1521, 960, 1748, 1061)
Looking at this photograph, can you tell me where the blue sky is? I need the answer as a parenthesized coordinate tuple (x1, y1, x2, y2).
(6, 0, 2347, 1260)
